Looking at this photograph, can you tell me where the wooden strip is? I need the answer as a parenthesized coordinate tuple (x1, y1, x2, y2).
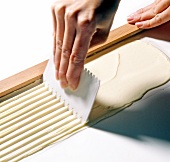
(0, 60, 48, 99)
(0, 24, 141, 98)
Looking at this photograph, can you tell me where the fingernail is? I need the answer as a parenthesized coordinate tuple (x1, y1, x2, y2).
(69, 84, 77, 91)
(60, 81, 68, 89)
(127, 15, 134, 21)
(135, 22, 143, 28)
(127, 13, 136, 21)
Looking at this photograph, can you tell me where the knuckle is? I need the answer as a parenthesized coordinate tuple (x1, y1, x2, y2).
(78, 19, 95, 34)
(155, 14, 162, 24)
(138, 15, 143, 21)
(78, 18, 91, 29)
(56, 40, 62, 51)
(62, 48, 71, 59)
(70, 52, 85, 65)
(134, 10, 143, 21)
(54, 4, 65, 14)
(152, 5, 157, 16)
(65, 9, 75, 20)
(146, 20, 151, 28)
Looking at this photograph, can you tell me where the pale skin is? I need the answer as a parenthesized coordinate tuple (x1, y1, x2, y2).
(52, 0, 170, 90)
(127, 0, 170, 29)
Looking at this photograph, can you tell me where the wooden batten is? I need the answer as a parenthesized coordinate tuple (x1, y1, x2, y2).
(0, 61, 47, 99)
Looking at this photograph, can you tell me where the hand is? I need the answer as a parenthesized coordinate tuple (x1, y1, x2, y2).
(127, 0, 170, 29)
(51, 0, 120, 90)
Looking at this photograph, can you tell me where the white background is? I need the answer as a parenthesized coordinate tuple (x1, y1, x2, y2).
(0, 0, 153, 81)
(0, 0, 170, 162)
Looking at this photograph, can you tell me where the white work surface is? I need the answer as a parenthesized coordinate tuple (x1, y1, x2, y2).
(0, 0, 170, 162)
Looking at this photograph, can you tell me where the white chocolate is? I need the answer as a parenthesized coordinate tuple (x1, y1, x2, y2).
(1, 40, 170, 161)
(0, 83, 45, 107)
(85, 40, 170, 108)
(0, 83, 85, 161)
(0, 83, 47, 112)
(1, 96, 58, 130)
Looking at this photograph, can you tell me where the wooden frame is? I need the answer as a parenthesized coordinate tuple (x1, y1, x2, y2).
(0, 24, 141, 98)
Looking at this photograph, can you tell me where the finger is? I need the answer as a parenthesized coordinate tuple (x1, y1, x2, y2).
(59, 9, 76, 88)
(127, 0, 169, 23)
(135, 6, 170, 29)
(127, 3, 154, 23)
(66, 18, 95, 90)
(67, 39, 87, 90)
(54, 5, 65, 80)
(51, 4, 57, 56)
(139, 0, 170, 20)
